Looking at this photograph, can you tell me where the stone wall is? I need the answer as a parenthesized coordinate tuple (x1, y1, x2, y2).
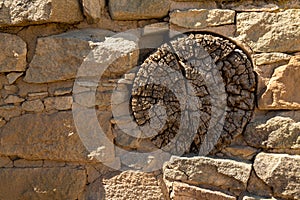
(0, 0, 299, 199)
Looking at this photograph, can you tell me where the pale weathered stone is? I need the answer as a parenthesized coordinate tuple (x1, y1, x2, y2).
(237, 10, 300, 52)
(0, 0, 83, 26)
(109, 0, 170, 20)
(0, 105, 22, 120)
(0, 111, 98, 162)
(54, 87, 73, 96)
(0, 156, 13, 167)
(259, 56, 300, 110)
(83, 0, 105, 22)
(7, 72, 23, 84)
(25, 29, 138, 83)
(171, 182, 236, 200)
(48, 80, 74, 96)
(24, 29, 114, 83)
(164, 156, 252, 195)
(44, 96, 73, 111)
(252, 53, 292, 66)
(27, 92, 49, 100)
(0, 33, 27, 72)
(14, 159, 43, 168)
(0, 168, 86, 200)
(102, 171, 165, 199)
(244, 116, 300, 150)
(22, 99, 44, 112)
(170, 9, 235, 29)
(4, 95, 25, 104)
(254, 153, 300, 199)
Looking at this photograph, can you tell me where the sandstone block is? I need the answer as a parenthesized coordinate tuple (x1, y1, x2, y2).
(0, 0, 83, 26)
(44, 96, 73, 111)
(170, 1, 217, 11)
(171, 182, 236, 200)
(252, 53, 291, 66)
(0, 111, 98, 162)
(0, 156, 13, 167)
(170, 9, 235, 29)
(4, 95, 25, 104)
(0, 33, 27, 72)
(163, 156, 252, 195)
(83, 0, 105, 23)
(24, 29, 114, 83)
(0, 105, 22, 120)
(0, 168, 86, 200)
(7, 72, 23, 84)
(25, 29, 138, 83)
(244, 116, 300, 150)
(237, 10, 300, 52)
(258, 56, 300, 110)
(22, 99, 44, 112)
(102, 171, 165, 199)
(254, 153, 300, 199)
(109, 0, 170, 20)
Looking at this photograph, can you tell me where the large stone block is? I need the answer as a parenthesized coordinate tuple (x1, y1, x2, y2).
(0, 33, 27, 72)
(244, 116, 300, 151)
(109, 0, 170, 20)
(102, 171, 165, 199)
(24, 29, 139, 83)
(258, 56, 300, 110)
(170, 9, 235, 29)
(0, 0, 83, 26)
(0, 111, 98, 162)
(82, 0, 105, 23)
(254, 153, 300, 199)
(163, 156, 252, 195)
(237, 9, 300, 53)
(0, 167, 86, 200)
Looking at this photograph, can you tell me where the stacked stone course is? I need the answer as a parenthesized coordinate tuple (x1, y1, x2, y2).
(0, 0, 299, 199)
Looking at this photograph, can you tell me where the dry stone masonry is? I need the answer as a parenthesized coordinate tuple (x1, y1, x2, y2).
(0, 0, 299, 199)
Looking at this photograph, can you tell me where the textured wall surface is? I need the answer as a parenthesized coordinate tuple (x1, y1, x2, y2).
(0, 0, 299, 199)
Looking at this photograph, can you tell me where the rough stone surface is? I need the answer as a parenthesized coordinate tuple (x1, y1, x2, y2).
(0, 105, 22, 120)
(0, 111, 96, 162)
(83, 0, 105, 23)
(237, 9, 300, 52)
(44, 96, 73, 111)
(24, 29, 114, 83)
(222, 145, 258, 160)
(0, 156, 13, 167)
(252, 53, 292, 66)
(4, 95, 25, 104)
(247, 171, 272, 198)
(0, 33, 27, 72)
(171, 182, 236, 200)
(22, 99, 44, 112)
(109, 0, 170, 20)
(242, 195, 276, 200)
(102, 171, 165, 199)
(258, 56, 300, 110)
(244, 116, 300, 150)
(163, 156, 252, 195)
(24, 29, 139, 83)
(0, 167, 86, 200)
(7, 72, 23, 84)
(0, 0, 83, 26)
(170, 9, 235, 29)
(254, 153, 300, 200)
